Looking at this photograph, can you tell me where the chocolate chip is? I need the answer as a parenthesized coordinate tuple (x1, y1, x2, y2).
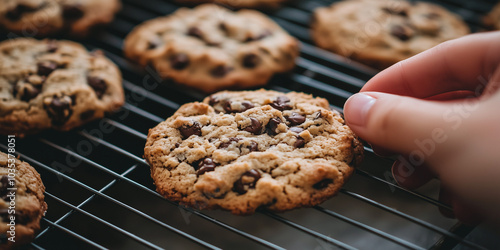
(219, 22, 228, 32)
(0, 208, 9, 222)
(79, 110, 95, 120)
(218, 138, 242, 149)
(47, 40, 58, 53)
(286, 113, 305, 126)
(14, 77, 43, 101)
(266, 118, 282, 136)
(289, 127, 304, 134)
(242, 53, 260, 68)
(206, 41, 220, 47)
(245, 30, 272, 42)
(247, 141, 259, 152)
(0, 176, 10, 201)
(241, 101, 255, 112)
(270, 96, 292, 111)
(211, 65, 233, 78)
(5, 6, 23, 21)
(37, 61, 58, 76)
(175, 143, 180, 148)
(62, 5, 84, 20)
(170, 53, 190, 70)
(294, 136, 306, 148)
(15, 214, 31, 225)
(0, 176, 8, 188)
(17, 83, 41, 101)
(425, 13, 441, 20)
(147, 37, 162, 50)
(197, 158, 217, 176)
(208, 95, 219, 106)
(147, 41, 157, 50)
(223, 100, 255, 113)
(233, 169, 261, 194)
(314, 112, 322, 120)
(87, 76, 107, 99)
(187, 27, 203, 39)
(313, 179, 333, 189)
(179, 121, 202, 139)
(5, 4, 38, 21)
(223, 100, 233, 113)
(382, 7, 407, 16)
(243, 118, 262, 134)
(391, 25, 411, 41)
(46, 96, 73, 126)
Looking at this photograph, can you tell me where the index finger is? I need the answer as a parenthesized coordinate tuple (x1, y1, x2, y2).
(361, 31, 500, 98)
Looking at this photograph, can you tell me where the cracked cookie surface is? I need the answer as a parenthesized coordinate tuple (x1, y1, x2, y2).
(0, 38, 124, 137)
(124, 4, 299, 93)
(0, 151, 47, 249)
(311, 0, 469, 69)
(144, 89, 363, 215)
(0, 0, 121, 36)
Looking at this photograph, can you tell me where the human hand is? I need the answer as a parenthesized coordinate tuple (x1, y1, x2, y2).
(343, 31, 500, 225)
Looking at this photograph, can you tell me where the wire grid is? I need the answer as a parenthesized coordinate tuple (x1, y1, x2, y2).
(0, 0, 496, 249)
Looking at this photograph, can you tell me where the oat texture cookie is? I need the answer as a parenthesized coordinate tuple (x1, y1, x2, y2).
(311, 0, 469, 69)
(124, 4, 300, 93)
(144, 89, 363, 215)
(484, 2, 500, 30)
(0, 0, 121, 36)
(0, 38, 124, 137)
(175, 0, 289, 9)
(0, 151, 47, 248)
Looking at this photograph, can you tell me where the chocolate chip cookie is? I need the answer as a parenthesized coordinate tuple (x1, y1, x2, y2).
(311, 0, 469, 69)
(0, 151, 47, 248)
(0, 0, 121, 37)
(484, 2, 500, 30)
(144, 89, 363, 215)
(175, 0, 289, 9)
(124, 4, 300, 93)
(0, 38, 124, 137)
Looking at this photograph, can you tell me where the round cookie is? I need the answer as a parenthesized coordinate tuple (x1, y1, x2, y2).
(0, 151, 47, 249)
(0, 38, 124, 137)
(124, 4, 300, 93)
(144, 89, 363, 215)
(175, 0, 289, 9)
(484, 2, 500, 30)
(311, 0, 469, 69)
(0, 0, 121, 37)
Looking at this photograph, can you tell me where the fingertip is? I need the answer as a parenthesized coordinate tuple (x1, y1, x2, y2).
(344, 93, 377, 128)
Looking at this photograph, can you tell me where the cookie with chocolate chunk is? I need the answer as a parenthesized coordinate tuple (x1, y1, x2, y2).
(311, 0, 469, 69)
(0, 151, 47, 248)
(175, 0, 289, 9)
(0, 0, 121, 37)
(0, 38, 124, 137)
(144, 89, 363, 215)
(484, 2, 500, 30)
(124, 4, 299, 93)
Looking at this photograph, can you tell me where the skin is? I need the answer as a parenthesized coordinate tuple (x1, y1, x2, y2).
(344, 31, 500, 226)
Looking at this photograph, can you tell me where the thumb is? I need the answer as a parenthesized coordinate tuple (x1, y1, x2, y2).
(344, 92, 458, 155)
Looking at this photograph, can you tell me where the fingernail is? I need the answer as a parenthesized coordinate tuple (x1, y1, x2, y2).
(344, 93, 376, 126)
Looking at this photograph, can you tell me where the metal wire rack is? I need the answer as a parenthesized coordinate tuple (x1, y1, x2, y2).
(1, 0, 498, 249)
